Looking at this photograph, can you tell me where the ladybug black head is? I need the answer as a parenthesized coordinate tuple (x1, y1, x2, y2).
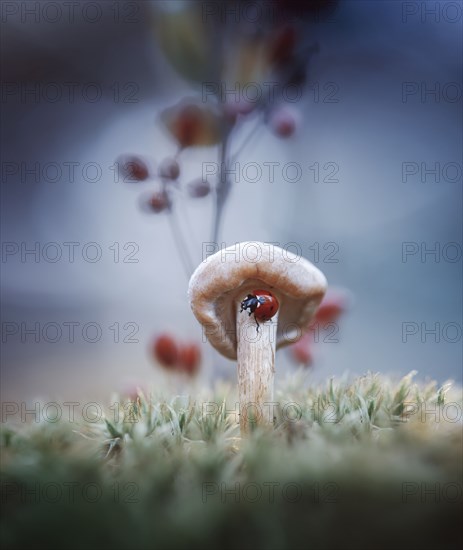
(240, 294, 260, 314)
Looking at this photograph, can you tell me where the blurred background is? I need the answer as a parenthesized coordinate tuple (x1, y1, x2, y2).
(1, 0, 462, 402)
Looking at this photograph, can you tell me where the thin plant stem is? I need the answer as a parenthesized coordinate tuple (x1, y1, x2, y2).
(209, 116, 263, 244)
(168, 205, 194, 278)
(211, 133, 230, 244)
(230, 115, 262, 165)
(174, 187, 199, 254)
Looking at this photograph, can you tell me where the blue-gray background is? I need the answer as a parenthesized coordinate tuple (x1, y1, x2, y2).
(1, 0, 462, 402)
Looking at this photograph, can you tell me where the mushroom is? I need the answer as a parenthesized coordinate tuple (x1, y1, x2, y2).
(188, 241, 327, 434)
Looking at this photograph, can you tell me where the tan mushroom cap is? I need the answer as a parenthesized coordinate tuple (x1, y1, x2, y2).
(188, 241, 327, 360)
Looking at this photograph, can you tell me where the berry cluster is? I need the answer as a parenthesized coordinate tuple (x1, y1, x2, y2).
(116, 1, 342, 375)
(117, 151, 210, 215)
(289, 290, 348, 367)
(152, 333, 201, 377)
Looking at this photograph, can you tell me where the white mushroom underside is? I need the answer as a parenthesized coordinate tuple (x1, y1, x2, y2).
(188, 242, 327, 360)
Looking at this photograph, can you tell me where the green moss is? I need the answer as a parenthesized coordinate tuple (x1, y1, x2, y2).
(1, 372, 462, 549)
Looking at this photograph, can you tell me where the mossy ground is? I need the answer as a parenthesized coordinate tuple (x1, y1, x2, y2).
(1, 372, 462, 550)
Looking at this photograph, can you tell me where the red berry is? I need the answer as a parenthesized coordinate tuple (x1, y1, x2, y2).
(187, 178, 211, 198)
(290, 333, 313, 366)
(292, 345, 313, 366)
(144, 191, 170, 213)
(159, 157, 180, 180)
(315, 292, 348, 324)
(269, 107, 297, 138)
(162, 99, 222, 148)
(174, 105, 203, 148)
(153, 334, 178, 368)
(268, 24, 297, 66)
(179, 343, 201, 376)
(118, 155, 149, 182)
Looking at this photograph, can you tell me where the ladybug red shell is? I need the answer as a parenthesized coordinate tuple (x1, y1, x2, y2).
(240, 289, 279, 330)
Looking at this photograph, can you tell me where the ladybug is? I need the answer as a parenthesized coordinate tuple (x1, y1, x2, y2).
(240, 289, 279, 331)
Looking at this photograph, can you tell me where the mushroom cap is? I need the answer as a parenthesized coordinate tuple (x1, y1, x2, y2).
(188, 241, 327, 360)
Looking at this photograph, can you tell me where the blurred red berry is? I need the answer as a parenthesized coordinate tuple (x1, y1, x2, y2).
(290, 333, 313, 366)
(175, 105, 202, 147)
(269, 107, 298, 138)
(145, 191, 170, 213)
(161, 100, 221, 149)
(315, 291, 348, 324)
(268, 24, 297, 66)
(187, 178, 211, 198)
(179, 343, 201, 376)
(290, 290, 350, 367)
(118, 155, 149, 182)
(159, 157, 180, 180)
(153, 334, 178, 368)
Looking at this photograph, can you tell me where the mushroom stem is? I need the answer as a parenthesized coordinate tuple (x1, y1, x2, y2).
(236, 303, 278, 434)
